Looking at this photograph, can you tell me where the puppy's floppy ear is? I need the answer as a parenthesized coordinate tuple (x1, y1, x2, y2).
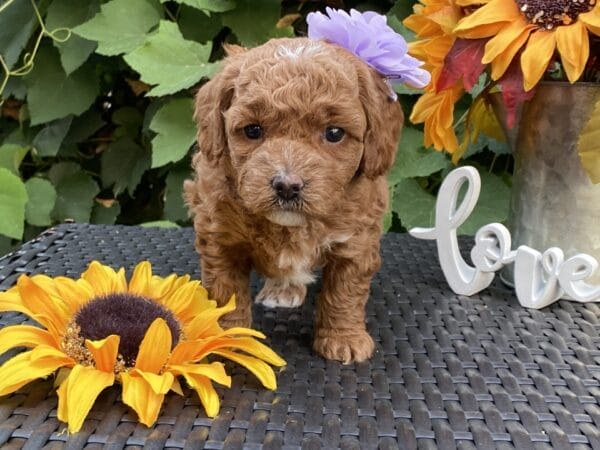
(357, 66, 404, 178)
(193, 56, 241, 164)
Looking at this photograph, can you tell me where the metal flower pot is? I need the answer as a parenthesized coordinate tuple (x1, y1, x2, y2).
(492, 83, 600, 286)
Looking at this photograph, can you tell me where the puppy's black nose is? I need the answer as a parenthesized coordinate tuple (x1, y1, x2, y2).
(272, 174, 304, 201)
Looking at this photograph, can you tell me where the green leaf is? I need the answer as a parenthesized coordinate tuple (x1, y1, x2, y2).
(24, 45, 99, 125)
(53, 172, 99, 223)
(392, 178, 435, 230)
(163, 0, 236, 12)
(141, 220, 180, 228)
(48, 162, 81, 186)
(112, 107, 144, 138)
(91, 201, 121, 224)
(179, 5, 223, 43)
(101, 137, 151, 195)
(45, 0, 100, 74)
(389, 127, 450, 184)
(458, 170, 510, 235)
(0, 168, 28, 239)
(222, 0, 291, 46)
(124, 21, 215, 96)
(150, 98, 196, 168)
(73, 0, 161, 56)
(0, 235, 15, 257)
(0, 0, 36, 69)
(63, 109, 105, 145)
(165, 165, 193, 222)
(0, 144, 29, 174)
(32, 116, 73, 157)
(25, 178, 57, 226)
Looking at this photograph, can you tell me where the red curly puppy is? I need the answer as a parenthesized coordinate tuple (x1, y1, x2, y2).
(185, 37, 403, 363)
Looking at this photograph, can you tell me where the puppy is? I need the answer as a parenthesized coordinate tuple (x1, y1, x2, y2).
(184, 37, 403, 363)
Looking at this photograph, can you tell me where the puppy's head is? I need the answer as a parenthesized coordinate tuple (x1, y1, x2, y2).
(194, 37, 403, 226)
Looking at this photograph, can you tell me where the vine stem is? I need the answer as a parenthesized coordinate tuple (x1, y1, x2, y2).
(0, 0, 74, 105)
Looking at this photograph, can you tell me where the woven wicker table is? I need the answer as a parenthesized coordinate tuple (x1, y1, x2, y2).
(0, 224, 599, 449)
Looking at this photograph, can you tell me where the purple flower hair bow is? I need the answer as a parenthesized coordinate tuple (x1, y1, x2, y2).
(307, 8, 431, 91)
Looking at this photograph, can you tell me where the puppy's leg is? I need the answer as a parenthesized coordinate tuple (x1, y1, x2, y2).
(313, 241, 380, 363)
(256, 278, 306, 308)
(199, 241, 253, 328)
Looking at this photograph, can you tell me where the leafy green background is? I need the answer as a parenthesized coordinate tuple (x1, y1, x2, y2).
(0, 0, 511, 256)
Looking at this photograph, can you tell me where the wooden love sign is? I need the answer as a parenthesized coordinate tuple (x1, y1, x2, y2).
(409, 166, 600, 309)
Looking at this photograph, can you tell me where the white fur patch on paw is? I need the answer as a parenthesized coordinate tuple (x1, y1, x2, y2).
(255, 278, 307, 309)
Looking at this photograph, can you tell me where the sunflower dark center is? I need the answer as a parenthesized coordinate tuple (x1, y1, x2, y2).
(73, 293, 181, 366)
(516, 0, 595, 29)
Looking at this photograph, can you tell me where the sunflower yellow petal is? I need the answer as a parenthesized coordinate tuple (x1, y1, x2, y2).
(169, 361, 231, 387)
(556, 21, 589, 84)
(130, 368, 174, 395)
(184, 296, 236, 340)
(160, 281, 196, 318)
(53, 276, 92, 313)
(212, 349, 278, 390)
(580, 7, 600, 36)
(0, 325, 57, 355)
(0, 350, 71, 396)
(82, 261, 124, 296)
(183, 373, 221, 417)
(135, 318, 171, 373)
(30, 344, 75, 363)
(0, 290, 35, 317)
(520, 31, 556, 91)
(128, 261, 152, 297)
(171, 376, 184, 395)
(17, 276, 69, 335)
(485, 22, 534, 80)
(121, 371, 165, 427)
(56, 364, 114, 433)
(197, 337, 286, 367)
(454, 0, 519, 39)
(85, 335, 120, 373)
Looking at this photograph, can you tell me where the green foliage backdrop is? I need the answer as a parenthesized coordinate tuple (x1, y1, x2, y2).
(0, 0, 511, 255)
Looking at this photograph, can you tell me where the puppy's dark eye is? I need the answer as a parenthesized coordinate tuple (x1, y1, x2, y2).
(244, 124, 263, 140)
(324, 126, 345, 143)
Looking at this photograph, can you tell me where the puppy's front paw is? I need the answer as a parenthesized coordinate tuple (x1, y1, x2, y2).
(255, 278, 306, 309)
(313, 328, 375, 363)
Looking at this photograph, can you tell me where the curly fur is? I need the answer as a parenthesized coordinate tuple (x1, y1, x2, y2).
(184, 37, 403, 363)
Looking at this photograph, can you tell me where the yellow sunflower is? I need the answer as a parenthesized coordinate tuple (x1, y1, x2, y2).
(0, 261, 285, 433)
(454, 0, 600, 90)
(403, 0, 478, 152)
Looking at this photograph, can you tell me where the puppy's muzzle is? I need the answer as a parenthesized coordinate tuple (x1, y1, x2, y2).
(272, 173, 304, 202)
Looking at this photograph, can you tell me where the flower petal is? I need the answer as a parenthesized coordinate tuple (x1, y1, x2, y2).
(212, 349, 279, 390)
(580, 7, 600, 36)
(130, 368, 174, 395)
(484, 21, 534, 80)
(0, 289, 35, 318)
(0, 325, 57, 355)
(556, 21, 589, 84)
(183, 295, 236, 340)
(135, 318, 171, 373)
(85, 335, 120, 373)
(56, 364, 114, 433)
(196, 337, 286, 367)
(17, 275, 69, 335)
(0, 349, 71, 396)
(121, 371, 165, 427)
(128, 261, 152, 297)
(183, 372, 221, 417)
(168, 361, 231, 387)
(520, 31, 556, 91)
(454, 0, 519, 39)
(53, 276, 93, 313)
(82, 261, 125, 297)
(160, 281, 197, 318)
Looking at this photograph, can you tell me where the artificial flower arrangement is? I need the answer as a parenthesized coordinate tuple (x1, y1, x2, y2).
(403, 0, 600, 177)
(0, 261, 285, 433)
